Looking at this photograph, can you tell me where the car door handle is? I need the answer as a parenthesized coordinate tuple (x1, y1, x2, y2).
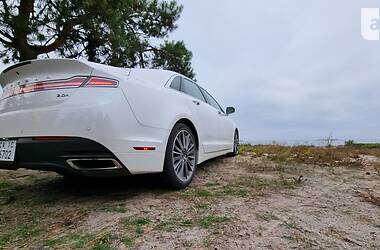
(192, 100, 200, 105)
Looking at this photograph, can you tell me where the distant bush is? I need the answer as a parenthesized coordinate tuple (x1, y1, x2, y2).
(357, 143, 380, 149)
(345, 140, 355, 146)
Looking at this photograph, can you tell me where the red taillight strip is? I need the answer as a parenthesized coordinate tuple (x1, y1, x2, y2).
(133, 147, 156, 151)
(2, 77, 87, 99)
(1, 76, 119, 100)
(85, 77, 119, 87)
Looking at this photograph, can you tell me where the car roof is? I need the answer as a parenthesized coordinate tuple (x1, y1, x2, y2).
(128, 68, 179, 86)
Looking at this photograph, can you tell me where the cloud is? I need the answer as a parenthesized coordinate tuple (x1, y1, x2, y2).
(170, 0, 380, 142)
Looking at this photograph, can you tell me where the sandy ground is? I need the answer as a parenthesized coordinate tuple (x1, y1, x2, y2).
(0, 153, 379, 249)
(127, 156, 380, 249)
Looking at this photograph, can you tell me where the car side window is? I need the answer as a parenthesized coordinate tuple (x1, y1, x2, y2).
(181, 78, 206, 102)
(170, 76, 181, 91)
(200, 87, 224, 113)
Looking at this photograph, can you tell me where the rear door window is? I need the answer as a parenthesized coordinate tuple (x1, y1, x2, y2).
(170, 76, 181, 91)
(181, 78, 206, 102)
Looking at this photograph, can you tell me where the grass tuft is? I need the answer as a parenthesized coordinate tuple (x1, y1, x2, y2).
(120, 216, 151, 246)
(0, 224, 43, 248)
(199, 215, 229, 228)
(0, 181, 13, 190)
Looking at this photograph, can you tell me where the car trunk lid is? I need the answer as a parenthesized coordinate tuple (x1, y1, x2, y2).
(0, 59, 94, 113)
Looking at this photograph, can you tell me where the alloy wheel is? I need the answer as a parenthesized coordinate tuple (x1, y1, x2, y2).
(172, 130, 196, 181)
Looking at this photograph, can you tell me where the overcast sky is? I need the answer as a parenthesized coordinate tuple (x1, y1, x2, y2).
(168, 0, 380, 142)
(1, 1, 380, 143)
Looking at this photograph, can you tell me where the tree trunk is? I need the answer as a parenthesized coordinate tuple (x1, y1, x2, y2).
(19, 47, 38, 61)
(86, 37, 97, 62)
(15, 0, 37, 61)
(85, 29, 101, 62)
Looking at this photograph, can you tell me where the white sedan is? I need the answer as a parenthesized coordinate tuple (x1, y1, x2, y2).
(0, 59, 239, 188)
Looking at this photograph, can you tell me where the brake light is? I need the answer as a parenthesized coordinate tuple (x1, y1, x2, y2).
(0, 76, 119, 100)
(1, 77, 87, 100)
(85, 77, 119, 87)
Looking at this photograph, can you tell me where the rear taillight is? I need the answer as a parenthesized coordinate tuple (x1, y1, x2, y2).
(1, 76, 87, 100)
(85, 77, 119, 87)
(1, 76, 118, 100)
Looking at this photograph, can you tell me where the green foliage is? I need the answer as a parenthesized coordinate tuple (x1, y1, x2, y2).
(0, 181, 13, 189)
(121, 236, 134, 247)
(120, 216, 151, 243)
(345, 140, 355, 146)
(93, 233, 114, 250)
(152, 41, 195, 79)
(199, 215, 228, 228)
(353, 143, 380, 149)
(0, 0, 195, 78)
(0, 224, 42, 248)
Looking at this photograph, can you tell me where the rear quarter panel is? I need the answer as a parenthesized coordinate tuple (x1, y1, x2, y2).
(119, 77, 196, 131)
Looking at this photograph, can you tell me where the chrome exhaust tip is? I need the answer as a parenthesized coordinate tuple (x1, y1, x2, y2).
(66, 158, 123, 170)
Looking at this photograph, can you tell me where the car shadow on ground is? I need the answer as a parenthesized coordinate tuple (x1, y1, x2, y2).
(1, 156, 226, 206)
(61, 155, 223, 195)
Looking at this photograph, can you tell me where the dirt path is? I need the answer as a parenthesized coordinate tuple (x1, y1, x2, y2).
(0, 152, 379, 249)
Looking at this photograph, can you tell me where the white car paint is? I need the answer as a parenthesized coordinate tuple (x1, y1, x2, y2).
(0, 59, 238, 174)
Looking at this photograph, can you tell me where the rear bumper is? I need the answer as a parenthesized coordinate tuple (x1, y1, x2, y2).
(0, 137, 131, 177)
(0, 88, 170, 174)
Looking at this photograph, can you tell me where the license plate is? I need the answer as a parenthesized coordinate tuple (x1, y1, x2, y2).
(0, 140, 17, 162)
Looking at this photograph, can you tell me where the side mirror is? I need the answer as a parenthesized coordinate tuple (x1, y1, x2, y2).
(226, 106, 235, 115)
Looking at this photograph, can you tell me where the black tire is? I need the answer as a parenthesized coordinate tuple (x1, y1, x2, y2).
(227, 130, 239, 157)
(162, 123, 198, 189)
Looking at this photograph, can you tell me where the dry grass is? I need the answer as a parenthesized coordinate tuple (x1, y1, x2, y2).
(357, 189, 380, 207)
(181, 174, 303, 200)
(240, 144, 380, 167)
(374, 163, 380, 176)
(0, 144, 379, 249)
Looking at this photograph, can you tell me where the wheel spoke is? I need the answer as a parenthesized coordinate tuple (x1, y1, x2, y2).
(190, 158, 195, 167)
(173, 150, 182, 155)
(176, 134, 185, 150)
(173, 155, 182, 163)
(181, 132, 187, 149)
(174, 160, 182, 173)
(183, 161, 188, 178)
(174, 144, 182, 153)
(185, 134, 191, 150)
(183, 134, 188, 149)
(187, 160, 193, 171)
